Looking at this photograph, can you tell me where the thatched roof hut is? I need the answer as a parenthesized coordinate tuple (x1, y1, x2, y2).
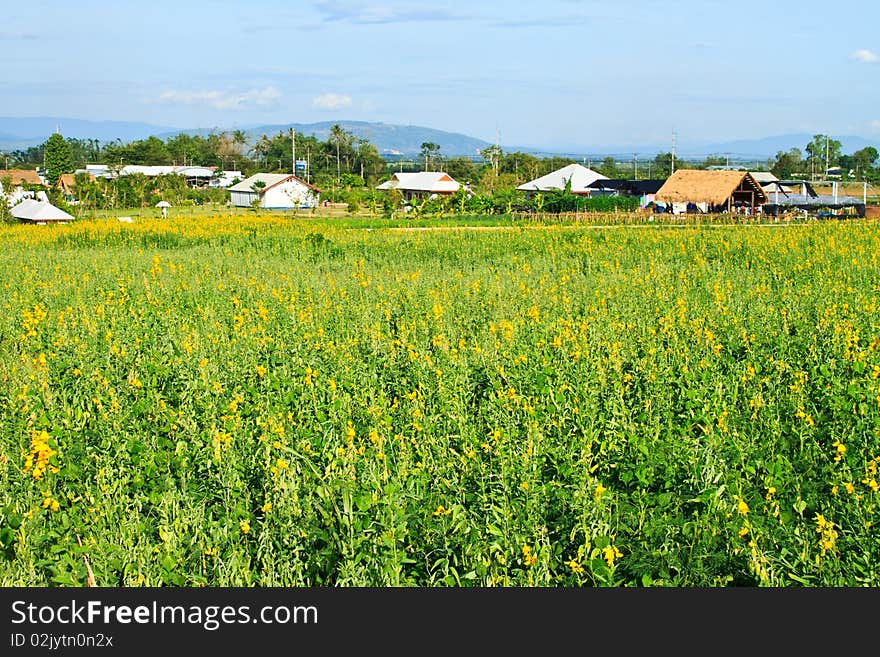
(655, 170, 768, 212)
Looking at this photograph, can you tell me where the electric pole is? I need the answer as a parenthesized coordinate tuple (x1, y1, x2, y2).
(825, 135, 829, 179)
(671, 129, 676, 175)
(290, 127, 295, 175)
(634, 153, 638, 179)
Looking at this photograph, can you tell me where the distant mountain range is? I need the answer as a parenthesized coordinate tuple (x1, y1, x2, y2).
(1, 116, 877, 161)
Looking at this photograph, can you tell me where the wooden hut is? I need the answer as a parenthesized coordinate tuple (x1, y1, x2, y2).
(654, 170, 768, 214)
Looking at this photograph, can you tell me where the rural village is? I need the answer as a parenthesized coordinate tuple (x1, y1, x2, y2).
(1, 127, 878, 223)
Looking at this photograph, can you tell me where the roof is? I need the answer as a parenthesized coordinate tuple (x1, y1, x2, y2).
(58, 173, 95, 190)
(10, 199, 73, 222)
(517, 163, 609, 193)
(748, 171, 778, 184)
(654, 170, 768, 205)
(0, 169, 45, 186)
(376, 172, 460, 193)
(517, 163, 608, 193)
(588, 179, 665, 195)
(227, 172, 322, 194)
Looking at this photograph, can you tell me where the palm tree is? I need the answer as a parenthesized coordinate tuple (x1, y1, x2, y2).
(231, 130, 248, 156)
(329, 124, 345, 184)
(249, 135, 272, 166)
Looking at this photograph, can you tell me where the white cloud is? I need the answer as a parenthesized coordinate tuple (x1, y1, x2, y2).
(851, 48, 879, 63)
(312, 93, 352, 110)
(871, 120, 880, 132)
(158, 86, 281, 110)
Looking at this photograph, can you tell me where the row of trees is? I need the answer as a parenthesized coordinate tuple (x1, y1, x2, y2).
(770, 134, 879, 182)
(6, 129, 878, 218)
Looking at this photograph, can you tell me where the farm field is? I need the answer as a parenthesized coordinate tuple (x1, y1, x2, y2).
(1, 211, 879, 586)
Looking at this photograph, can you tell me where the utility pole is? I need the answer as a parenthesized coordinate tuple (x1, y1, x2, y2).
(825, 135, 829, 179)
(671, 129, 676, 175)
(634, 153, 638, 179)
(290, 127, 295, 175)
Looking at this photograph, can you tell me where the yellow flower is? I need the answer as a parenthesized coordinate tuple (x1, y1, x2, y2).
(239, 520, 250, 534)
(23, 430, 58, 480)
(737, 498, 749, 516)
(260, 502, 272, 513)
(256, 364, 267, 378)
(602, 545, 623, 567)
(432, 505, 451, 517)
(567, 559, 584, 574)
(595, 483, 607, 497)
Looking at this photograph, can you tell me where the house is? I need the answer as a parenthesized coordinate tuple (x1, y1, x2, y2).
(57, 173, 96, 204)
(375, 172, 460, 202)
(228, 173, 322, 209)
(587, 179, 666, 207)
(749, 171, 792, 195)
(212, 170, 244, 188)
(10, 198, 73, 223)
(0, 168, 47, 207)
(517, 163, 608, 197)
(654, 170, 768, 215)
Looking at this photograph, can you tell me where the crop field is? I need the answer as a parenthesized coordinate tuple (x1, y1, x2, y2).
(1, 211, 879, 586)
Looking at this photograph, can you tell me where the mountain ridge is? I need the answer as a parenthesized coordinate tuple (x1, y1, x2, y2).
(1, 116, 878, 161)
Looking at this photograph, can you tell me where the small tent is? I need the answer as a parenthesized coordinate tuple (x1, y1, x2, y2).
(11, 199, 74, 223)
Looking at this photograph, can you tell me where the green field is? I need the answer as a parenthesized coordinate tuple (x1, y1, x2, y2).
(1, 211, 879, 586)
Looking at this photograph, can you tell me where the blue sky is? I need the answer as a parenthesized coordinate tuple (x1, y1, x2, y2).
(5, 0, 879, 150)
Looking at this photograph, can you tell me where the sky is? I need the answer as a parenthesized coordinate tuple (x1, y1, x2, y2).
(4, 0, 880, 151)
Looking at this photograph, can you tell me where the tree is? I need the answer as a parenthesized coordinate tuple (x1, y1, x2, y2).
(420, 142, 441, 171)
(329, 124, 348, 183)
(599, 156, 618, 178)
(652, 153, 674, 178)
(852, 146, 879, 179)
(805, 134, 841, 178)
(44, 133, 74, 187)
(770, 148, 803, 179)
(480, 145, 502, 176)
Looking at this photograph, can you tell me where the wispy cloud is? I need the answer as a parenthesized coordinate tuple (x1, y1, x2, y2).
(851, 48, 879, 63)
(871, 120, 880, 132)
(157, 86, 281, 110)
(312, 93, 353, 110)
(0, 31, 38, 40)
(312, 1, 464, 24)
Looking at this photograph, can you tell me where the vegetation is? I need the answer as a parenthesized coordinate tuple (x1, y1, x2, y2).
(43, 133, 74, 188)
(5, 129, 880, 220)
(1, 212, 879, 586)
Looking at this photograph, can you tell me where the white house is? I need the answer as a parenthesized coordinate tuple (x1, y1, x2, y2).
(517, 163, 608, 196)
(228, 173, 322, 209)
(376, 172, 460, 201)
(212, 170, 244, 188)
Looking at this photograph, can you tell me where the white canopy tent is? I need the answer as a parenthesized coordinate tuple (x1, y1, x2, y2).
(10, 199, 74, 223)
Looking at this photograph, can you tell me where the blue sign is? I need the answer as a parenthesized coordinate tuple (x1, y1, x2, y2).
(295, 160, 308, 170)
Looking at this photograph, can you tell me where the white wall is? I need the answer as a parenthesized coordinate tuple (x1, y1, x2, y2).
(261, 180, 318, 208)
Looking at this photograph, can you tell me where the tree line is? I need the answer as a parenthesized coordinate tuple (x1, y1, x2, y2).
(3, 128, 877, 217)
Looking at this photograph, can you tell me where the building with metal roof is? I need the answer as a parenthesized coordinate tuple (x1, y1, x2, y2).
(517, 163, 608, 196)
(376, 172, 461, 201)
(228, 173, 321, 209)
